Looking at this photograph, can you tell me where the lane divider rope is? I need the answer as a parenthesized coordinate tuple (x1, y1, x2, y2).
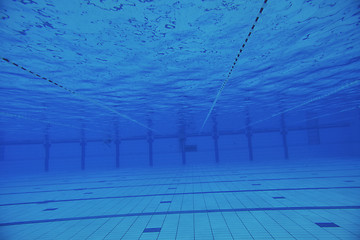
(1, 57, 158, 133)
(200, 0, 269, 131)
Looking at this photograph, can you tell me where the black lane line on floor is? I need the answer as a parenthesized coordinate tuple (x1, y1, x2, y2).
(1, 174, 359, 196)
(1, 166, 359, 189)
(1, 186, 359, 207)
(1, 205, 359, 227)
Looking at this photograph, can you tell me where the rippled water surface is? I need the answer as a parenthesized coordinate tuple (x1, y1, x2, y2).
(0, 0, 359, 140)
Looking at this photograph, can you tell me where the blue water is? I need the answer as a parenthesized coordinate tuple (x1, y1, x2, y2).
(0, 0, 360, 239)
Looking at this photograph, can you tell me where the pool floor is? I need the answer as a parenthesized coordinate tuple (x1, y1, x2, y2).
(0, 159, 359, 239)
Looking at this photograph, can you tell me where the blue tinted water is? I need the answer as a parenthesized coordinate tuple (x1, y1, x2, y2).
(0, 0, 359, 239)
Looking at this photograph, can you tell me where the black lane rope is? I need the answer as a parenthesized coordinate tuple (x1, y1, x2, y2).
(200, 0, 268, 131)
(1, 57, 158, 132)
(2, 57, 75, 94)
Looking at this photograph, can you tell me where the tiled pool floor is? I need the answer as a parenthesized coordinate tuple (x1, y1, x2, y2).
(0, 159, 359, 239)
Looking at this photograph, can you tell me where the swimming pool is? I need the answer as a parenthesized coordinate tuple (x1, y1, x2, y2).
(0, 0, 359, 239)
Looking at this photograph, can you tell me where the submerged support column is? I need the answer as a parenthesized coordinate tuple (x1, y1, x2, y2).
(44, 135, 50, 172)
(0, 144, 3, 162)
(245, 111, 253, 161)
(358, 107, 360, 144)
(213, 118, 219, 163)
(179, 136, 186, 165)
(0, 133, 4, 162)
(80, 139, 86, 170)
(80, 128, 86, 170)
(115, 139, 120, 168)
(114, 122, 120, 168)
(281, 114, 289, 159)
(246, 129, 253, 161)
(148, 131, 154, 167)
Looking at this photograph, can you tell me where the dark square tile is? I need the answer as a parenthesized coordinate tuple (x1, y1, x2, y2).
(83, 192, 93, 194)
(43, 208, 58, 211)
(344, 180, 355, 182)
(143, 227, 161, 233)
(315, 222, 340, 228)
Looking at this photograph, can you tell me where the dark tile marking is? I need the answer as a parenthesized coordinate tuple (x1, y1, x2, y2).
(315, 222, 340, 227)
(168, 187, 176, 190)
(43, 208, 58, 211)
(143, 227, 161, 233)
(344, 180, 355, 182)
(272, 197, 285, 199)
(160, 201, 171, 204)
(1, 206, 358, 227)
(2, 186, 359, 207)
